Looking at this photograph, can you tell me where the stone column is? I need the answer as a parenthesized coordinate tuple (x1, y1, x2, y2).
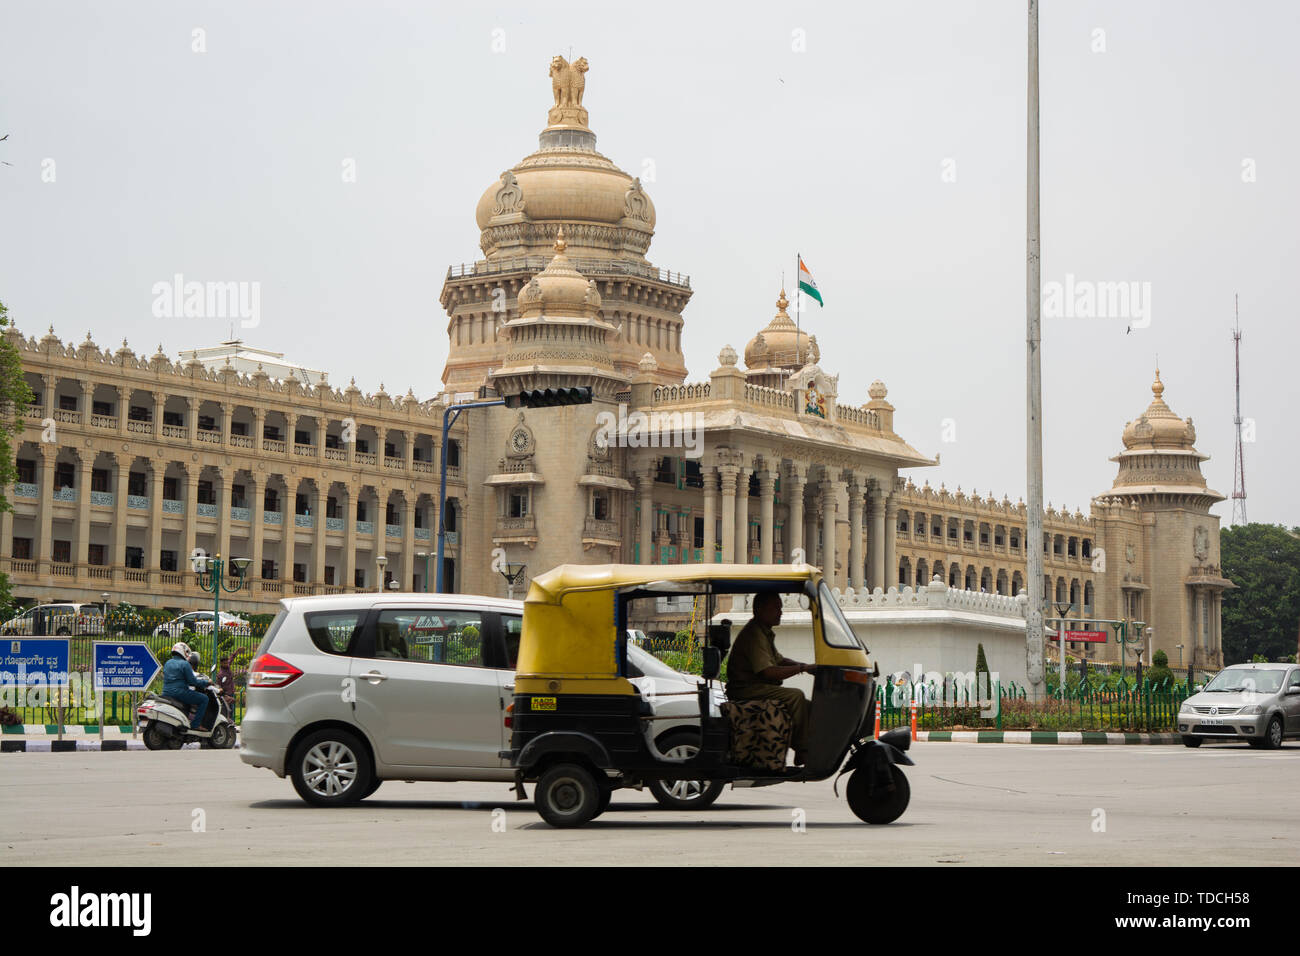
(74, 456, 92, 579)
(76, 380, 89, 425)
(847, 474, 864, 592)
(182, 465, 198, 573)
(702, 466, 717, 565)
(43, 373, 56, 423)
(869, 483, 886, 591)
(286, 413, 299, 453)
(376, 426, 388, 464)
(637, 471, 654, 565)
(37, 445, 55, 573)
(819, 476, 837, 588)
(786, 463, 805, 562)
(758, 466, 775, 564)
(800, 481, 811, 572)
(148, 460, 164, 584)
(0, 479, 12, 561)
(313, 482, 328, 588)
(215, 467, 233, 571)
(185, 397, 197, 443)
(152, 392, 165, 438)
(342, 484, 356, 591)
(112, 452, 130, 584)
(734, 464, 752, 564)
(404, 430, 414, 472)
(254, 408, 266, 453)
(718, 463, 738, 564)
(884, 491, 899, 590)
(248, 472, 264, 589)
(402, 491, 416, 591)
(116, 386, 130, 437)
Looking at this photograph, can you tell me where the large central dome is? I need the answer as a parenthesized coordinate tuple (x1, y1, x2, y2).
(473, 56, 656, 261)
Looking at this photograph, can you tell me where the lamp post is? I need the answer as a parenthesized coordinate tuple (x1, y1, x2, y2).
(101, 591, 110, 620)
(375, 554, 388, 593)
(416, 551, 432, 593)
(1109, 619, 1145, 681)
(1053, 600, 1073, 695)
(194, 553, 250, 668)
(1175, 643, 1184, 667)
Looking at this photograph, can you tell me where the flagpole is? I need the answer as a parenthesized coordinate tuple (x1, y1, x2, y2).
(796, 252, 802, 367)
(1025, 0, 1046, 699)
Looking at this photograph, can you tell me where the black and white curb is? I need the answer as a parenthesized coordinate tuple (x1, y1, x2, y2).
(1, 725, 239, 751)
(917, 730, 1182, 744)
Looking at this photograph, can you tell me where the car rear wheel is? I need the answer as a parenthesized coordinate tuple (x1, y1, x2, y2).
(846, 764, 910, 824)
(535, 762, 601, 828)
(1182, 735, 1203, 748)
(648, 730, 725, 810)
(290, 729, 372, 807)
(1262, 716, 1284, 750)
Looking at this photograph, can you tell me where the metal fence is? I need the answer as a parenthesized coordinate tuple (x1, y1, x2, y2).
(876, 677, 1191, 733)
(1, 618, 267, 727)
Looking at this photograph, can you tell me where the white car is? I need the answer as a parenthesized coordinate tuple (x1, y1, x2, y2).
(0, 602, 105, 636)
(153, 610, 250, 638)
(241, 594, 726, 809)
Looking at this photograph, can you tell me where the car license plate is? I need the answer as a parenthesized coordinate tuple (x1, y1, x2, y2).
(1201, 717, 1222, 726)
(532, 697, 556, 711)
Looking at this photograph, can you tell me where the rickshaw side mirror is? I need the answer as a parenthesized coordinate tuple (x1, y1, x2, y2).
(702, 646, 722, 682)
(707, 620, 731, 654)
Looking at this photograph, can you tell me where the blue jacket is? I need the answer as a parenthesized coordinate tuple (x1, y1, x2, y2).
(163, 655, 209, 697)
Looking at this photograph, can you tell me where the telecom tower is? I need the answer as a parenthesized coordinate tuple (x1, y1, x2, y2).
(1231, 295, 1248, 525)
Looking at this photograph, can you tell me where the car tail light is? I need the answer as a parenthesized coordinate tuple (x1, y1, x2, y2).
(247, 653, 303, 688)
(504, 702, 514, 728)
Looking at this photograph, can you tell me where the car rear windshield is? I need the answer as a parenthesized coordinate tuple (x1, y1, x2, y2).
(305, 610, 367, 654)
(253, 609, 289, 657)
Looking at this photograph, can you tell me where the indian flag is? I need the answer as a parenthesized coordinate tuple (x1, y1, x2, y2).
(798, 256, 823, 307)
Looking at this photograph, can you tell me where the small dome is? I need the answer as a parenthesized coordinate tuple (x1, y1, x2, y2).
(743, 288, 818, 371)
(516, 229, 603, 316)
(1121, 370, 1197, 450)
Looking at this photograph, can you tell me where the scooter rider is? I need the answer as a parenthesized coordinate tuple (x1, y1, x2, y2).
(163, 642, 212, 732)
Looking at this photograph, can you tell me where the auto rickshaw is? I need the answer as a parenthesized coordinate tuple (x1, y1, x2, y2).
(507, 563, 915, 828)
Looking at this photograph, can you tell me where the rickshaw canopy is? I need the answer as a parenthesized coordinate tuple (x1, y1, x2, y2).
(517, 563, 848, 686)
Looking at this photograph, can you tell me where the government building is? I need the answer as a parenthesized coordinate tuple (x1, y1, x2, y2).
(0, 56, 1230, 670)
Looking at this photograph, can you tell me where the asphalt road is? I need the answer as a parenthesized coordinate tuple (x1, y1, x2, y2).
(3, 742, 1297, 866)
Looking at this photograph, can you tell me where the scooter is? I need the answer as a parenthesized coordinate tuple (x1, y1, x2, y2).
(137, 681, 237, 750)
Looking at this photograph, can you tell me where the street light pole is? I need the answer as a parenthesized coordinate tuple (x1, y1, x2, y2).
(1025, 0, 1046, 699)
(375, 554, 388, 594)
(194, 553, 250, 667)
(436, 399, 505, 594)
(416, 551, 431, 593)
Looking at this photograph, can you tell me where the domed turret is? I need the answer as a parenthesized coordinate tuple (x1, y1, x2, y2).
(489, 231, 626, 399)
(1102, 370, 1223, 507)
(473, 56, 655, 261)
(1120, 370, 1198, 450)
(743, 288, 818, 387)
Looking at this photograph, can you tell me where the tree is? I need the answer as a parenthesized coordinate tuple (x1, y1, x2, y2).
(0, 301, 33, 617)
(1146, 648, 1174, 687)
(1220, 524, 1300, 664)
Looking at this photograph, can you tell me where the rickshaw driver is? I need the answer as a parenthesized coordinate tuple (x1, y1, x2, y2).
(725, 592, 817, 764)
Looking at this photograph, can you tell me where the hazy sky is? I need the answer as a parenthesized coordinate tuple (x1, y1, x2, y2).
(1, 0, 1295, 528)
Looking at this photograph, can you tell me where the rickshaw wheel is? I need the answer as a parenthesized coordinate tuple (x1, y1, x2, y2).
(536, 763, 601, 828)
(846, 765, 910, 825)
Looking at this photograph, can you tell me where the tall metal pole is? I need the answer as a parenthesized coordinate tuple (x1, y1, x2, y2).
(435, 398, 505, 593)
(1026, 0, 1046, 699)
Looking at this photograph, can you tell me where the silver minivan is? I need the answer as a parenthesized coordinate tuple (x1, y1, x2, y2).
(1178, 663, 1300, 748)
(240, 593, 724, 808)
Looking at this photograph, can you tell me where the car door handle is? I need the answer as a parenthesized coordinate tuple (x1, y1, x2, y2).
(359, 670, 389, 683)
(505, 684, 515, 692)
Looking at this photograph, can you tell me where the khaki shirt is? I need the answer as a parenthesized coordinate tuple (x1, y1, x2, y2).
(727, 618, 783, 693)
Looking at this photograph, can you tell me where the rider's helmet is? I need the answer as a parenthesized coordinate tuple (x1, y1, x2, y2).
(171, 641, 190, 658)
(188, 651, 201, 670)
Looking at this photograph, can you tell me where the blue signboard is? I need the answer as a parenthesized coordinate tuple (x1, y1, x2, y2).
(92, 643, 160, 691)
(1, 639, 71, 685)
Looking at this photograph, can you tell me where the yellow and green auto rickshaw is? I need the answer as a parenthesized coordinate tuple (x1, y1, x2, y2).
(507, 563, 914, 828)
